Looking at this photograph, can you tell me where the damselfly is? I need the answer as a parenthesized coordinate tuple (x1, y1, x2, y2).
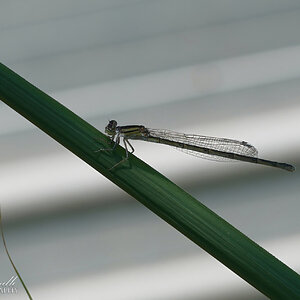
(99, 120, 295, 172)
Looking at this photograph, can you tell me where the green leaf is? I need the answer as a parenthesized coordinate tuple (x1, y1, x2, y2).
(1, 62, 300, 298)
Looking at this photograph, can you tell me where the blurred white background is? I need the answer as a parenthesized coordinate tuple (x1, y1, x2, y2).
(0, 1, 300, 299)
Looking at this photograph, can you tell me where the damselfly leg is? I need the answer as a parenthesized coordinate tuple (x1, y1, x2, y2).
(94, 133, 119, 152)
(95, 133, 136, 170)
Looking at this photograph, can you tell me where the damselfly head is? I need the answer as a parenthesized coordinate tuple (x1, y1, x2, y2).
(105, 120, 118, 136)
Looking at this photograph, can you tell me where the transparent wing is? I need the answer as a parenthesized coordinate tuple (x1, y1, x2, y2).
(148, 128, 258, 162)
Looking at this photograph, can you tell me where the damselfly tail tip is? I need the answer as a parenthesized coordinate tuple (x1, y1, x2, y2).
(290, 165, 296, 172)
(285, 164, 295, 172)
